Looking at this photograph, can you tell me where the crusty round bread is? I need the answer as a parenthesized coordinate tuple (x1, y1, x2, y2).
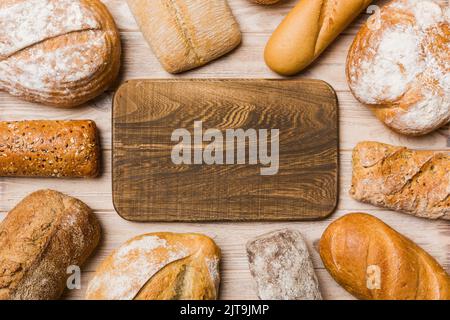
(0, 0, 121, 108)
(347, 0, 450, 136)
(85, 232, 221, 300)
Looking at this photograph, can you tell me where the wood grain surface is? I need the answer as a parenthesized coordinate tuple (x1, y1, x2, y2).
(0, 0, 448, 300)
(113, 79, 338, 221)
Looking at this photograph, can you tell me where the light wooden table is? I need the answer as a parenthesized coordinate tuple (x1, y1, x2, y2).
(1, 0, 448, 300)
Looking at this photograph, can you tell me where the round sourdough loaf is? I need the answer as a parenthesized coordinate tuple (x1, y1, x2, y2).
(347, 0, 450, 135)
(85, 233, 221, 300)
(0, 0, 121, 107)
(0, 190, 101, 300)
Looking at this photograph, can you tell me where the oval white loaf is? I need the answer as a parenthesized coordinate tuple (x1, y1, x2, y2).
(86, 232, 221, 300)
(0, 0, 121, 107)
(347, 0, 450, 135)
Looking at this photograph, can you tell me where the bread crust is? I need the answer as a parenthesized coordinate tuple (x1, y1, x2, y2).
(86, 232, 221, 300)
(126, 0, 241, 73)
(0, 0, 121, 107)
(319, 213, 450, 300)
(0, 120, 100, 178)
(346, 0, 450, 135)
(350, 141, 449, 220)
(0, 190, 101, 300)
(264, 0, 372, 75)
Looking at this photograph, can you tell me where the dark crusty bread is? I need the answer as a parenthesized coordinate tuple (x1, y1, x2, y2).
(0, 190, 101, 300)
(0, 120, 100, 177)
(246, 229, 322, 300)
(350, 141, 449, 220)
(320, 213, 450, 300)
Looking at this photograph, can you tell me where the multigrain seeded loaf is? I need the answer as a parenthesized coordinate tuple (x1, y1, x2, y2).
(320, 213, 450, 300)
(0, 120, 100, 178)
(0, 190, 101, 300)
(246, 229, 322, 300)
(85, 233, 221, 300)
(346, 0, 450, 135)
(350, 141, 450, 220)
(126, 0, 241, 73)
(0, 0, 121, 107)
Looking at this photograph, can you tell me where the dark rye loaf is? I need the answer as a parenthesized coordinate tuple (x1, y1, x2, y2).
(0, 190, 101, 300)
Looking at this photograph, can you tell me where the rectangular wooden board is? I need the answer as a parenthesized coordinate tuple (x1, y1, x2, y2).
(112, 79, 339, 221)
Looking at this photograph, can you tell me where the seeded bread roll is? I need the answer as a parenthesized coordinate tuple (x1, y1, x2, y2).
(350, 141, 449, 220)
(0, 120, 100, 178)
(320, 213, 450, 300)
(0, 190, 101, 300)
(86, 233, 221, 300)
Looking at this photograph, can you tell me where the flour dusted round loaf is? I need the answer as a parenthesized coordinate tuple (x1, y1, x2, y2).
(85, 232, 221, 300)
(0, 0, 121, 107)
(347, 0, 450, 135)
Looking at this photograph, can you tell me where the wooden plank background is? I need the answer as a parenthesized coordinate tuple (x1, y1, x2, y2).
(0, 0, 448, 300)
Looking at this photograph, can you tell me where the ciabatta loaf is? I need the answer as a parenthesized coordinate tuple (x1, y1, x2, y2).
(0, 190, 101, 300)
(347, 0, 450, 135)
(86, 233, 221, 300)
(126, 0, 241, 73)
(0, 0, 121, 107)
(350, 141, 449, 220)
(0, 120, 100, 178)
(320, 213, 450, 300)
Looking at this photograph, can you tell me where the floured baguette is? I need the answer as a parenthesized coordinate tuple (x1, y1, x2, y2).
(350, 141, 449, 220)
(127, 0, 241, 73)
(0, 0, 121, 107)
(85, 232, 221, 300)
(246, 229, 322, 300)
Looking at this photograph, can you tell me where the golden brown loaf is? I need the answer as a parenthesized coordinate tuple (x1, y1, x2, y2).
(0, 0, 121, 108)
(126, 0, 241, 74)
(0, 120, 100, 178)
(86, 232, 221, 300)
(347, 0, 450, 135)
(0, 190, 101, 300)
(319, 213, 450, 300)
(350, 141, 449, 220)
(265, 0, 372, 75)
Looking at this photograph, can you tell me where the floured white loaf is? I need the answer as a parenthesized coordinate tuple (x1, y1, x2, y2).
(127, 0, 241, 73)
(0, 0, 121, 107)
(246, 229, 322, 300)
(86, 232, 221, 300)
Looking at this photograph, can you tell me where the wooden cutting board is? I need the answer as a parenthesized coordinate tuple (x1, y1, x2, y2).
(112, 80, 339, 221)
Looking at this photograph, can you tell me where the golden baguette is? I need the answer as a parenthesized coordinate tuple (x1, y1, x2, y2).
(265, 0, 372, 75)
(320, 213, 450, 300)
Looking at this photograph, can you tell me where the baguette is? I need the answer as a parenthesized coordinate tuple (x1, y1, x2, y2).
(127, 0, 241, 74)
(350, 141, 449, 220)
(265, 0, 372, 75)
(0, 120, 100, 178)
(319, 213, 450, 300)
(86, 232, 221, 300)
(246, 229, 322, 300)
(0, 0, 121, 107)
(0, 190, 101, 300)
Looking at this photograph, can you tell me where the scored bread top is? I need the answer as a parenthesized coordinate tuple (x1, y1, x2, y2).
(0, 0, 121, 107)
(85, 232, 221, 300)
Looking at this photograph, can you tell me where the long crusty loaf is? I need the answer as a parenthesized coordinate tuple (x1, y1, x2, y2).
(0, 0, 121, 107)
(0, 120, 100, 178)
(246, 229, 322, 300)
(0, 190, 101, 300)
(320, 213, 450, 300)
(347, 0, 449, 136)
(265, 0, 372, 75)
(350, 141, 449, 220)
(126, 0, 241, 73)
(86, 232, 221, 300)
